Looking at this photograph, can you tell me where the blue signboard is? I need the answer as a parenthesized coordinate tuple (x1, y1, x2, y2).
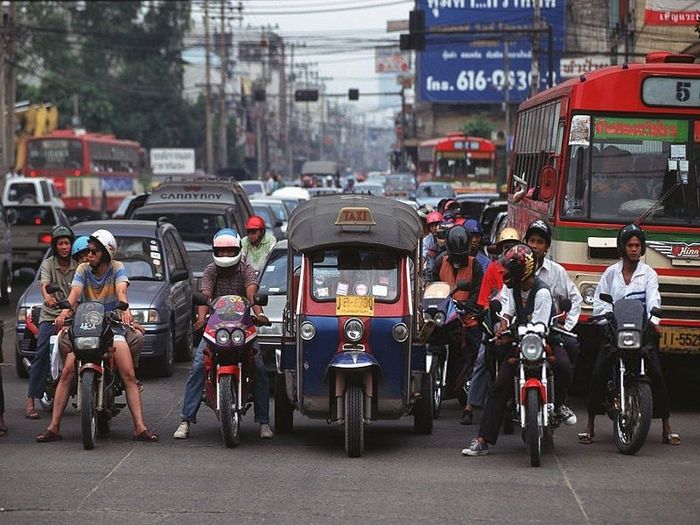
(418, 0, 566, 104)
(100, 176, 133, 192)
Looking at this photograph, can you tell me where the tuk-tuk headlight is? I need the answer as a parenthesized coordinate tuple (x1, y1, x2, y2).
(392, 322, 409, 343)
(344, 318, 364, 343)
(521, 333, 544, 361)
(230, 329, 245, 345)
(75, 336, 100, 350)
(216, 329, 230, 345)
(618, 330, 641, 349)
(434, 312, 446, 326)
(300, 321, 316, 341)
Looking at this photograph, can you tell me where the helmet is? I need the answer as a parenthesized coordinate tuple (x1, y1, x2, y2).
(245, 215, 266, 231)
(446, 225, 471, 258)
(441, 198, 459, 213)
(89, 229, 117, 263)
(496, 227, 520, 246)
(426, 211, 443, 226)
(212, 228, 242, 267)
(524, 219, 552, 246)
(465, 219, 483, 236)
(71, 235, 90, 260)
(435, 221, 454, 247)
(442, 210, 457, 223)
(416, 204, 432, 221)
(501, 244, 537, 288)
(617, 224, 646, 256)
(51, 225, 74, 252)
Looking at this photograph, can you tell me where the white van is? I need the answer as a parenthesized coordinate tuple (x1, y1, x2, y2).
(2, 177, 64, 208)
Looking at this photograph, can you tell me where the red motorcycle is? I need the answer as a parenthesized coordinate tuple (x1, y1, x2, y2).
(194, 292, 269, 448)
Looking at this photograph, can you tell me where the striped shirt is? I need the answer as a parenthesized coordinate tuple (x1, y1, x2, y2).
(71, 261, 129, 311)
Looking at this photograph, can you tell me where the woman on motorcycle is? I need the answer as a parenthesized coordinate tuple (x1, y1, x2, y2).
(578, 224, 679, 445)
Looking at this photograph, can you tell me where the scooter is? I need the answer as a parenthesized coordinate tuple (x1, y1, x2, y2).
(194, 292, 269, 448)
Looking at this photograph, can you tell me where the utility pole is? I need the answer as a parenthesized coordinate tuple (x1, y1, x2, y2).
(4, 1, 16, 173)
(530, 0, 541, 96)
(503, 39, 511, 188)
(204, 2, 214, 174)
(0, 5, 7, 175)
(218, 0, 228, 170)
(286, 43, 294, 179)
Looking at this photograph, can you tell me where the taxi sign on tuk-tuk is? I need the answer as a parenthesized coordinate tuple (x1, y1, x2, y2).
(336, 295, 375, 316)
(335, 207, 375, 227)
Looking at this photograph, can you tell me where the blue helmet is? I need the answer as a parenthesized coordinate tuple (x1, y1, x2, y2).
(465, 219, 483, 236)
(71, 235, 90, 260)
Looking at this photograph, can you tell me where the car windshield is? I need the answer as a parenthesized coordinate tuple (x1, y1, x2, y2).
(184, 241, 212, 273)
(310, 248, 400, 302)
(134, 212, 227, 243)
(281, 199, 298, 215)
(265, 201, 286, 221)
(418, 184, 454, 198)
(562, 115, 699, 225)
(258, 248, 301, 295)
(240, 181, 264, 195)
(7, 206, 56, 226)
(6, 183, 38, 203)
(114, 236, 164, 280)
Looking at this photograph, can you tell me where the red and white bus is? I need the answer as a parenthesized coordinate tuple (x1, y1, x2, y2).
(507, 51, 700, 355)
(417, 132, 497, 193)
(24, 129, 144, 213)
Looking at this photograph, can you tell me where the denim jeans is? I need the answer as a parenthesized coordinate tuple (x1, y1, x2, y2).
(180, 338, 270, 424)
(27, 321, 56, 399)
(467, 342, 492, 408)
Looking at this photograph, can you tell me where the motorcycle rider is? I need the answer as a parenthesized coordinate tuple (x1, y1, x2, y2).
(578, 224, 679, 445)
(71, 235, 91, 264)
(36, 229, 158, 442)
(174, 228, 272, 440)
(241, 215, 276, 275)
(23, 226, 76, 420)
(465, 219, 490, 272)
(462, 244, 575, 456)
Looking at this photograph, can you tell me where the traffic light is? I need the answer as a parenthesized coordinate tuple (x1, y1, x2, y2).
(400, 10, 425, 51)
(348, 88, 359, 101)
(294, 89, 319, 102)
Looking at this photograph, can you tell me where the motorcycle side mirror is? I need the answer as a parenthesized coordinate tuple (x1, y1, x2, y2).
(193, 292, 209, 306)
(650, 306, 663, 318)
(57, 299, 71, 310)
(489, 299, 502, 313)
(599, 293, 613, 305)
(253, 293, 268, 307)
(559, 298, 572, 313)
(116, 301, 129, 311)
(46, 282, 61, 295)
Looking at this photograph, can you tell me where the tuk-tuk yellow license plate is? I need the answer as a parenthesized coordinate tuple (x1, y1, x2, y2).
(660, 327, 700, 352)
(336, 296, 374, 316)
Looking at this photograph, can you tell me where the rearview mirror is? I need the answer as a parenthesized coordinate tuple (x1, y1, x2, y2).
(170, 269, 189, 283)
(116, 301, 129, 311)
(599, 293, 613, 305)
(193, 292, 209, 306)
(254, 293, 268, 307)
(559, 298, 572, 313)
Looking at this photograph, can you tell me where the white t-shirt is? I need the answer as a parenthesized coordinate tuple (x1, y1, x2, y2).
(500, 284, 553, 326)
(593, 260, 661, 324)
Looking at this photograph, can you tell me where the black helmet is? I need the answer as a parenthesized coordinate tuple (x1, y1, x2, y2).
(446, 225, 470, 258)
(51, 225, 74, 252)
(501, 244, 536, 288)
(524, 219, 551, 246)
(617, 224, 646, 256)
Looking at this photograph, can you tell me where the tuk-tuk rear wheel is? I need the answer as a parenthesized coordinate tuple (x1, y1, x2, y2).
(274, 373, 294, 434)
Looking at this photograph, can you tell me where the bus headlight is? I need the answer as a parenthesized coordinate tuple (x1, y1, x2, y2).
(344, 318, 364, 343)
(618, 330, 641, 349)
(521, 333, 544, 361)
(580, 284, 597, 306)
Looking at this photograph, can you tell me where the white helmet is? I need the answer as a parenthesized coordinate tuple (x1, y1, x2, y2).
(212, 228, 242, 268)
(90, 229, 118, 263)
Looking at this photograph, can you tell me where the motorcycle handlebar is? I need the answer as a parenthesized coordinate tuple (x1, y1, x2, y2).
(551, 326, 578, 339)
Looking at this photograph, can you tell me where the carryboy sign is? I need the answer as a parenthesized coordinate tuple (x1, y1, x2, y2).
(149, 183, 237, 205)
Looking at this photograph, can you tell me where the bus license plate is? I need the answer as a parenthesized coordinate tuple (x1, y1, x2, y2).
(660, 327, 700, 353)
(336, 296, 374, 317)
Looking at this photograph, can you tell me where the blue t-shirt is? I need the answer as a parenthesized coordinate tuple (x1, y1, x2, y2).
(71, 261, 129, 310)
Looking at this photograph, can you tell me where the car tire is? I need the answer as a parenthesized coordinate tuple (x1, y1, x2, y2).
(175, 319, 194, 362)
(0, 264, 11, 305)
(156, 326, 175, 377)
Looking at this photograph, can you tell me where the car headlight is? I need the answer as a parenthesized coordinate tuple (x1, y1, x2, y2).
(230, 328, 245, 345)
(580, 283, 597, 306)
(521, 333, 544, 361)
(344, 318, 364, 343)
(617, 330, 641, 349)
(130, 308, 159, 324)
(75, 336, 100, 350)
(434, 311, 446, 326)
(392, 322, 409, 342)
(18, 307, 28, 322)
(216, 329, 230, 344)
(300, 321, 316, 341)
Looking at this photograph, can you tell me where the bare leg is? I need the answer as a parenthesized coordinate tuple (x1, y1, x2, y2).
(113, 342, 148, 435)
(45, 353, 76, 434)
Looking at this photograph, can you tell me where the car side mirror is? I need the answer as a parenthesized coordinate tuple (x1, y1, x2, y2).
(599, 293, 613, 305)
(489, 299, 502, 313)
(559, 298, 572, 313)
(193, 292, 209, 306)
(170, 268, 189, 283)
(253, 293, 268, 307)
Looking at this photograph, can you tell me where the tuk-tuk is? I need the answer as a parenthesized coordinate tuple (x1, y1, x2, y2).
(275, 194, 432, 457)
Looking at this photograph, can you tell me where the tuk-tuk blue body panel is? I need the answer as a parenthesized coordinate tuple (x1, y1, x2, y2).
(368, 316, 411, 418)
(299, 315, 339, 417)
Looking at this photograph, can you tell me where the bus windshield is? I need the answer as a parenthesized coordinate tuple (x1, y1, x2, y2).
(27, 139, 83, 170)
(562, 115, 699, 225)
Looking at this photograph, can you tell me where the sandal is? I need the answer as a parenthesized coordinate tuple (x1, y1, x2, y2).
(577, 431, 594, 445)
(132, 429, 159, 442)
(24, 409, 40, 420)
(662, 432, 681, 445)
(36, 429, 62, 442)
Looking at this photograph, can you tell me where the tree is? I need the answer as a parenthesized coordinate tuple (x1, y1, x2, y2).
(461, 113, 495, 139)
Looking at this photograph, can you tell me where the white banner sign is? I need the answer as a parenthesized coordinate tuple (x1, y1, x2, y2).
(150, 148, 196, 175)
(559, 56, 612, 78)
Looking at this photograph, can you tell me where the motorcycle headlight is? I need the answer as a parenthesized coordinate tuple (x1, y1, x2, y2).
(75, 336, 100, 350)
(130, 308, 159, 324)
(344, 318, 364, 343)
(521, 333, 544, 361)
(617, 330, 641, 349)
(216, 329, 230, 345)
(231, 328, 245, 345)
(300, 321, 316, 341)
(392, 322, 409, 343)
(434, 312, 446, 326)
(423, 310, 433, 322)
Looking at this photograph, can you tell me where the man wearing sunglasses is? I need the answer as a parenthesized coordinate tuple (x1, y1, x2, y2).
(173, 228, 272, 440)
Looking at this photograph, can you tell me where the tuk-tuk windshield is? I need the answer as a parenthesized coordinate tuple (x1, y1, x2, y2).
(311, 248, 400, 302)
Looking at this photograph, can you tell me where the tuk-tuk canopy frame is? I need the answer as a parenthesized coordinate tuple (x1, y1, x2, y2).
(287, 194, 423, 254)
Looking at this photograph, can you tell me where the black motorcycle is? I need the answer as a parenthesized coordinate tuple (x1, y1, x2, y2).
(592, 293, 662, 455)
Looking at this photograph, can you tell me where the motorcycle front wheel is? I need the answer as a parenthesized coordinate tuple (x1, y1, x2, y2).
(219, 375, 240, 448)
(431, 352, 445, 418)
(80, 369, 98, 450)
(614, 381, 652, 455)
(526, 389, 542, 467)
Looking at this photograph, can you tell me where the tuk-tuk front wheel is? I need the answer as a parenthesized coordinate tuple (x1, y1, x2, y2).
(345, 385, 364, 458)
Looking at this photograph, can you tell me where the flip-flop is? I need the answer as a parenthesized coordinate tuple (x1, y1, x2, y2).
(36, 429, 62, 442)
(132, 429, 159, 442)
(24, 409, 40, 420)
(577, 431, 594, 445)
(662, 432, 681, 445)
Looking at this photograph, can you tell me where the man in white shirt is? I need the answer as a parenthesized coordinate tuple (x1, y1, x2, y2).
(578, 224, 679, 445)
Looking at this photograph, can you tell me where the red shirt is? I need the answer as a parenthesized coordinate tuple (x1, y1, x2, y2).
(477, 260, 504, 308)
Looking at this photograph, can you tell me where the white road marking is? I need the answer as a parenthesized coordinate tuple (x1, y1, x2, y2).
(554, 452, 591, 524)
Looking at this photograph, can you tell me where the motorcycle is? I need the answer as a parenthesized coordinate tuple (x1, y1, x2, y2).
(591, 293, 662, 455)
(58, 297, 129, 450)
(194, 292, 269, 448)
(490, 298, 575, 467)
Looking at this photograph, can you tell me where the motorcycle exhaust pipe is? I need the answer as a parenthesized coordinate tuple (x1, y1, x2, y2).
(237, 362, 243, 410)
(619, 358, 626, 414)
(97, 360, 105, 410)
(216, 365, 221, 411)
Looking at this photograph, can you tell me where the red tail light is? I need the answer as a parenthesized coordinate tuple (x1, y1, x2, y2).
(73, 169, 81, 176)
(30, 170, 37, 177)
(38, 233, 52, 244)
